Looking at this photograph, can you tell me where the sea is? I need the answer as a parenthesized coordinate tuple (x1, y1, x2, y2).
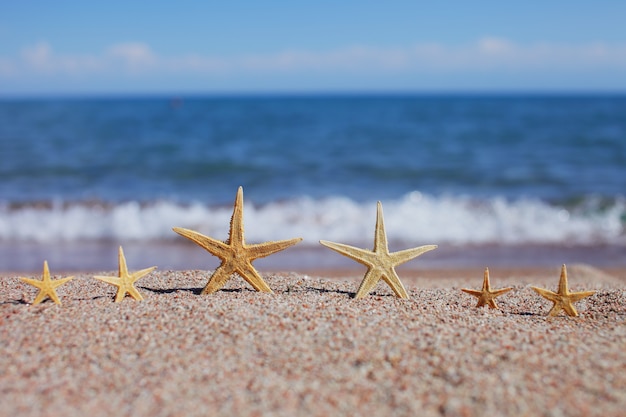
(1, 94, 625, 272)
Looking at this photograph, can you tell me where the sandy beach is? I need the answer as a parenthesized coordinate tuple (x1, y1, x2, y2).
(1, 265, 624, 417)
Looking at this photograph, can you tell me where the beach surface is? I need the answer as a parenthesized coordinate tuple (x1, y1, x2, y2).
(1, 265, 625, 416)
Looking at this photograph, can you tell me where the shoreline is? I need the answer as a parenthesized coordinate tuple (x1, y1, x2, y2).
(6, 264, 625, 286)
(2, 266, 624, 416)
(3, 241, 626, 274)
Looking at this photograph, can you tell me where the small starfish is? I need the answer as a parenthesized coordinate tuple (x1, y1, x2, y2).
(20, 261, 74, 305)
(320, 201, 437, 299)
(531, 264, 596, 317)
(461, 268, 513, 309)
(94, 246, 156, 302)
(173, 186, 302, 294)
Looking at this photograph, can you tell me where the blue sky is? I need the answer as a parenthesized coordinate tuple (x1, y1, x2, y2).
(1, 1, 625, 96)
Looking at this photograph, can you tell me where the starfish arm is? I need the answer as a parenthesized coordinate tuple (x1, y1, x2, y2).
(461, 288, 483, 298)
(373, 202, 389, 253)
(486, 298, 499, 309)
(229, 186, 245, 245)
(490, 287, 514, 297)
(561, 302, 579, 317)
(531, 286, 561, 303)
(558, 264, 569, 295)
(354, 268, 381, 299)
(237, 262, 273, 293)
(94, 275, 123, 286)
(389, 245, 438, 266)
(569, 290, 596, 302)
(319, 240, 377, 266)
(125, 285, 144, 301)
(247, 237, 303, 260)
(130, 266, 157, 284)
(48, 289, 63, 304)
(114, 287, 129, 303)
(202, 264, 236, 295)
(461, 288, 490, 307)
(381, 268, 409, 299)
(20, 277, 45, 288)
(32, 290, 48, 305)
(173, 227, 229, 258)
(118, 247, 129, 277)
(547, 303, 565, 317)
(482, 268, 492, 291)
(474, 298, 487, 308)
(42, 261, 51, 278)
(51, 276, 74, 288)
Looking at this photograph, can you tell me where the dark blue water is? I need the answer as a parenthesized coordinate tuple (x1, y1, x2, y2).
(2, 95, 625, 204)
(1, 95, 626, 270)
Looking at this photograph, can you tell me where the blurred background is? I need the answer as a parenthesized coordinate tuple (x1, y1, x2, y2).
(1, 2, 625, 271)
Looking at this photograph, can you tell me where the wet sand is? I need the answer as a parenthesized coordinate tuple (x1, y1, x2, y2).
(1, 265, 624, 416)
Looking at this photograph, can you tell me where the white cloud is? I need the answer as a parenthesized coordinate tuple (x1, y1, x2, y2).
(21, 41, 53, 66)
(107, 42, 155, 70)
(3, 37, 626, 79)
(162, 54, 229, 72)
(478, 37, 514, 54)
(19, 41, 103, 74)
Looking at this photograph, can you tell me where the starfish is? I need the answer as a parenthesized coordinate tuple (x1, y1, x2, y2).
(531, 264, 596, 317)
(173, 186, 302, 294)
(461, 268, 513, 309)
(20, 261, 74, 305)
(94, 246, 156, 302)
(320, 201, 437, 299)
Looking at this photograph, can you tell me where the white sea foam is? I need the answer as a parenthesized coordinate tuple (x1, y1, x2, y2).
(0, 193, 624, 246)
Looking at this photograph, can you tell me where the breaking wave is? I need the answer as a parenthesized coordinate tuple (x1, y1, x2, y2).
(1, 192, 624, 247)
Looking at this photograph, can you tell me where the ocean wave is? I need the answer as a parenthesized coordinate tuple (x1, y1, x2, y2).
(0, 192, 624, 246)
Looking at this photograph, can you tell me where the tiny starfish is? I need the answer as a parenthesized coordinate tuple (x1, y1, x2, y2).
(531, 264, 596, 317)
(461, 268, 513, 309)
(173, 186, 302, 294)
(320, 201, 437, 299)
(20, 261, 74, 305)
(94, 246, 156, 302)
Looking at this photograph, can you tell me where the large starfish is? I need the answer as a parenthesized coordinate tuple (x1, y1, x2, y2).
(173, 186, 302, 294)
(20, 261, 74, 305)
(461, 268, 513, 309)
(94, 246, 156, 302)
(531, 264, 596, 317)
(320, 201, 437, 299)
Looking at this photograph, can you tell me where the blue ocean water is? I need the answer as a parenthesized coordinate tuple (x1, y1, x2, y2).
(1, 95, 625, 270)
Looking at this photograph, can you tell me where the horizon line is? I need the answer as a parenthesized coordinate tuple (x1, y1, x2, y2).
(2, 89, 626, 101)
